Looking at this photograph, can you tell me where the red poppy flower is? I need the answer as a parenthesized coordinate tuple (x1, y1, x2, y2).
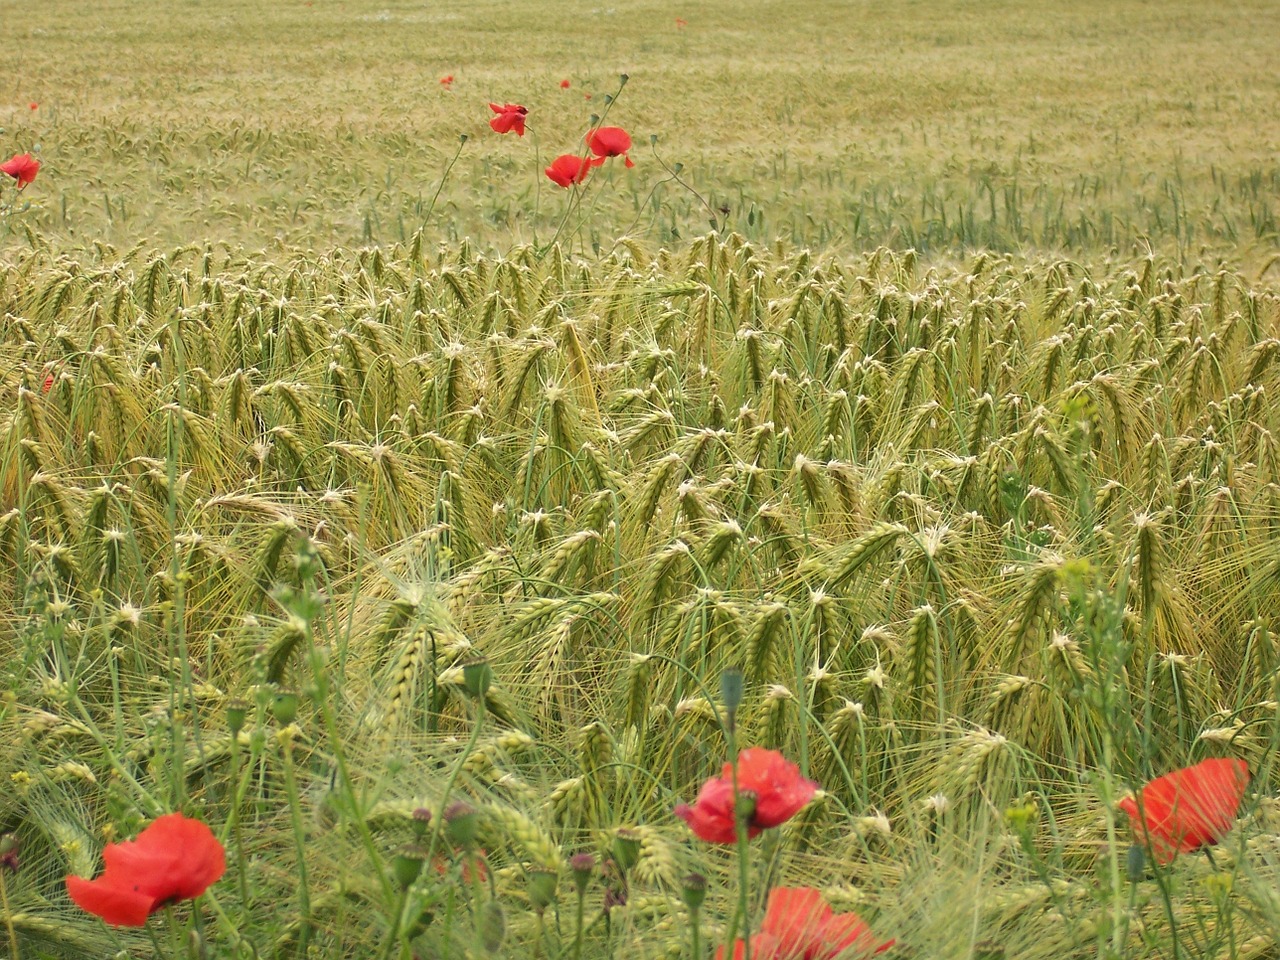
(1118, 757, 1250, 865)
(29, 102, 38, 111)
(42, 372, 54, 392)
(66, 813, 226, 926)
(676, 17, 688, 27)
(489, 102, 528, 137)
(585, 126, 634, 168)
(717, 887, 895, 960)
(440, 75, 454, 87)
(675, 747, 817, 844)
(1, 153, 40, 190)
(545, 154, 591, 188)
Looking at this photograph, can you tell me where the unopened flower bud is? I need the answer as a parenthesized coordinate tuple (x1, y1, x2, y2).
(569, 852, 596, 894)
(480, 900, 506, 953)
(1126, 843, 1146, 884)
(611, 828, 642, 872)
(445, 801, 480, 847)
(411, 807, 432, 838)
(681, 872, 707, 912)
(393, 844, 428, 889)
(526, 866, 558, 912)
(462, 657, 493, 698)
(271, 689, 298, 726)
(226, 699, 249, 736)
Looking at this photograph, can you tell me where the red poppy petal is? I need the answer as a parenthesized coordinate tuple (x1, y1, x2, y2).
(761, 886, 829, 958)
(102, 814, 225, 902)
(675, 777, 738, 843)
(813, 912, 892, 960)
(624, 155, 635, 168)
(67, 875, 156, 927)
(1120, 758, 1249, 864)
(717, 933, 785, 960)
(735, 748, 818, 829)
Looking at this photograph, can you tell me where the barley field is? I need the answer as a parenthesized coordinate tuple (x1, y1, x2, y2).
(3, 1, 1280, 959)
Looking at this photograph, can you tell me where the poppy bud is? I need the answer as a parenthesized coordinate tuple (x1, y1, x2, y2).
(445, 801, 480, 847)
(271, 689, 298, 725)
(611, 828, 642, 871)
(619, 73, 629, 84)
(569, 852, 595, 894)
(680, 872, 707, 912)
(1126, 843, 1146, 883)
(650, 134, 659, 147)
(393, 844, 428, 889)
(412, 807, 433, 838)
(720, 666, 744, 727)
(480, 900, 506, 953)
(0, 834, 18, 873)
(226, 699, 249, 736)
(526, 866, 558, 912)
(462, 657, 492, 698)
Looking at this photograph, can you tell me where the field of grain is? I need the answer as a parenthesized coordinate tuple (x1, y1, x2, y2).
(3, 2, 1280, 959)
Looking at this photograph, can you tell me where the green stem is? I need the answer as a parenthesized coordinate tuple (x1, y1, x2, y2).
(226, 735, 251, 910)
(573, 888, 586, 960)
(0, 868, 19, 960)
(689, 906, 701, 960)
(425, 135, 468, 227)
(279, 735, 312, 957)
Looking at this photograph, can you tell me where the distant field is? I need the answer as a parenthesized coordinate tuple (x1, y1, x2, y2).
(3, 0, 1279, 257)
(5, 3, 1280, 959)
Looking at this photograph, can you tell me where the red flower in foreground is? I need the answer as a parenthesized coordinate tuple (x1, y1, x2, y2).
(560, 79, 571, 89)
(586, 126, 634, 168)
(545, 153, 591, 187)
(440, 75, 454, 87)
(1, 153, 40, 190)
(66, 813, 226, 926)
(1118, 757, 1250, 865)
(675, 747, 817, 844)
(717, 887, 895, 960)
(489, 102, 528, 136)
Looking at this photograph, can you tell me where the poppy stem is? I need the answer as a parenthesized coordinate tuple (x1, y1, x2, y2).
(424, 134, 468, 229)
(278, 733, 312, 956)
(0, 866, 19, 960)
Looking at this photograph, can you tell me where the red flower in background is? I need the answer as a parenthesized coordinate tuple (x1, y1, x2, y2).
(66, 813, 226, 927)
(42, 371, 54, 392)
(440, 75, 454, 87)
(489, 102, 528, 136)
(676, 17, 688, 27)
(545, 154, 591, 187)
(28, 102, 38, 111)
(560, 79, 571, 89)
(1, 153, 40, 190)
(675, 747, 817, 844)
(1119, 758, 1250, 865)
(717, 887, 894, 960)
(586, 126, 634, 168)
